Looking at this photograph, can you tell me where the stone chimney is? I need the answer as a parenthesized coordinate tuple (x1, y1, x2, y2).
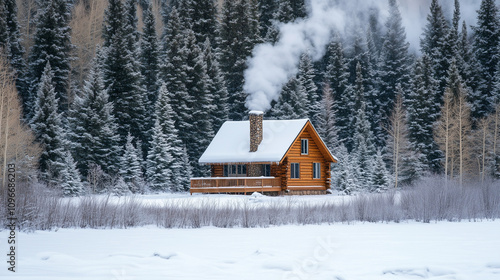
(249, 111, 264, 152)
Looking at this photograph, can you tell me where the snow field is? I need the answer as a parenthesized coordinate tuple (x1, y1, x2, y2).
(1, 221, 499, 280)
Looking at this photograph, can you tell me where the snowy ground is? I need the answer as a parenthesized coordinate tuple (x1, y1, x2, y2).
(1, 220, 499, 279)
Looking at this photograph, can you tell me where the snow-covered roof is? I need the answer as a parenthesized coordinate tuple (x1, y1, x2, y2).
(199, 119, 330, 164)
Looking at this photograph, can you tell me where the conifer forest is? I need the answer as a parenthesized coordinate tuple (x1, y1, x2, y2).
(1, 0, 500, 196)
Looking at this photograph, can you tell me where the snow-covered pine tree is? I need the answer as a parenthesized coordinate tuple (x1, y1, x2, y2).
(471, 0, 500, 120)
(377, 0, 411, 132)
(316, 84, 338, 151)
(190, 0, 218, 45)
(177, 145, 193, 192)
(154, 83, 185, 191)
(265, 0, 294, 43)
(146, 119, 173, 192)
(67, 61, 121, 178)
(0, 0, 6, 47)
(1, 0, 28, 112)
(406, 55, 442, 173)
(372, 149, 392, 191)
(119, 133, 143, 193)
(27, 0, 72, 117)
(102, 0, 146, 145)
(59, 151, 85, 197)
(331, 144, 360, 195)
(297, 53, 320, 126)
(351, 99, 376, 190)
(29, 62, 67, 186)
(420, 0, 450, 95)
(182, 29, 214, 177)
(161, 7, 192, 140)
(140, 2, 161, 154)
(272, 76, 307, 120)
(219, 0, 260, 120)
(258, 0, 278, 39)
(459, 21, 481, 106)
(203, 38, 229, 132)
(140, 2, 161, 115)
(324, 39, 350, 147)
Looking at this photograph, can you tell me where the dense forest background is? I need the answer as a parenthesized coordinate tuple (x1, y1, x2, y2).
(1, 0, 500, 196)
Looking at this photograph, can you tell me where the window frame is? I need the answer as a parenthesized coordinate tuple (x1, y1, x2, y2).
(313, 162, 321, 179)
(291, 163, 300, 179)
(263, 164, 271, 177)
(301, 139, 309, 155)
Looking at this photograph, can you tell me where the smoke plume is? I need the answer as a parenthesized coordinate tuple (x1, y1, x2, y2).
(244, 0, 345, 112)
(244, 0, 491, 112)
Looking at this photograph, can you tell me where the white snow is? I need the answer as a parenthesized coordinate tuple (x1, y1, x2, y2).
(1, 221, 499, 279)
(199, 119, 309, 163)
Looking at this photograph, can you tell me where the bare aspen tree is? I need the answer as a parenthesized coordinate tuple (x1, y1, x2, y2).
(454, 87, 472, 186)
(16, 0, 38, 56)
(0, 59, 40, 186)
(435, 89, 454, 182)
(387, 94, 405, 188)
(435, 86, 473, 185)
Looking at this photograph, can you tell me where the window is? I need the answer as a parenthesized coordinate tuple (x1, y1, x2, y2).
(226, 164, 247, 177)
(291, 163, 300, 179)
(301, 139, 309, 155)
(313, 163, 321, 179)
(263, 164, 271, 176)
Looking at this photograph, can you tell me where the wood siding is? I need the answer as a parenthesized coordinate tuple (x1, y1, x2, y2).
(202, 121, 335, 194)
(283, 124, 331, 190)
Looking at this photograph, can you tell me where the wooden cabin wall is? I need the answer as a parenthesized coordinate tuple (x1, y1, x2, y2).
(284, 126, 330, 190)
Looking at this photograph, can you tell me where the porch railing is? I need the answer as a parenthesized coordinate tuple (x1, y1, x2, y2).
(190, 177, 281, 194)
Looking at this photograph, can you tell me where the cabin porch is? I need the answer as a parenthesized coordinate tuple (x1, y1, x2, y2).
(190, 177, 282, 194)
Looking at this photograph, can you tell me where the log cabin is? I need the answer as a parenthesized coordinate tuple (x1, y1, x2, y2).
(190, 111, 337, 195)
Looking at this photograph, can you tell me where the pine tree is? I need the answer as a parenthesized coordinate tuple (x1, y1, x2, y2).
(140, 2, 161, 112)
(297, 53, 319, 125)
(377, 0, 411, 130)
(102, 0, 147, 144)
(420, 0, 450, 95)
(154, 83, 185, 191)
(140, 2, 161, 153)
(406, 55, 442, 173)
(177, 145, 193, 192)
(59, 151, 85, 196)
(146, 119, 173, 192)
(272, 76, 307, 120)
(219, 0, 260, 120)
(371, 149, 391, 191)
(190, 0, 218, 44)
(459, 22, 482, 113)
(67, 62, 121, 178)
(203, 38, 229, 132)
(182, 29, 214, 176)
(161, 7, 192, 139)
(1, 0, 28, 112)
(258, 0, 278, 39)
(0, 0, 6, 48)
(265, 0, 294, 43)
(352, 102, 376, 190)
(119, 133, 143, 193)
(29, 62, 67, 185)
(28, 0, 72, 117)
(472, 0, 500, 120)
(332, 144, 360, 195)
